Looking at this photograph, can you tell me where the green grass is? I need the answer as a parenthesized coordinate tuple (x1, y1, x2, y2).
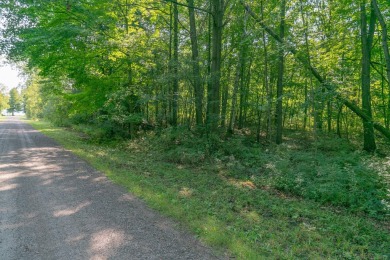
(27, 119, 390, 259)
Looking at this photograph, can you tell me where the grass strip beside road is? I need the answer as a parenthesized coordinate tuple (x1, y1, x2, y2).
(28, 119, 389, 259)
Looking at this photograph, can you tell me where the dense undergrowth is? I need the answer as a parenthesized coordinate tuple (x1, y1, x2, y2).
(28, 119, 390, 259)
(142, 126, 389, 220)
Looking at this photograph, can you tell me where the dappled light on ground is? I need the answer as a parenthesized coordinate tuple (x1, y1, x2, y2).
(0, 117, 218, 259)
(53, 201, 91, 217)
(89, 229, 127, 260)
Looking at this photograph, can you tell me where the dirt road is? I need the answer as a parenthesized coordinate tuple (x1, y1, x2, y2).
(0, 117, 218, 260)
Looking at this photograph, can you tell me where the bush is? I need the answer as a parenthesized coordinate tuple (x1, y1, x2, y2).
(268, 145, 389, 219)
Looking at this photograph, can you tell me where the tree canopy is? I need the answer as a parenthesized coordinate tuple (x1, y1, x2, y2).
(1, 0, 389, 150)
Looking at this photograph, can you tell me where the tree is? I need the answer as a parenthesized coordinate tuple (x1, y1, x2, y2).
(170, 2, 179, 127)
(360, 1, 376, 152)
(275, 0, 286, 144)
(23, 75, 42, 119)
(187, 0, 203, 127)
(206, 0, 225, 131)
(8, 88, 22, 116)
(0, 84, 9, 114)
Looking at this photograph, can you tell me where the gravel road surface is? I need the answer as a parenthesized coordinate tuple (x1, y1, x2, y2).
(0, 117, 219, 260)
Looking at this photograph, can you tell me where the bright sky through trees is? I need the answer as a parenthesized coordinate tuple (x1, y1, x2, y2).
(0, 62, 24, 90)
(0, 15, 24, 91)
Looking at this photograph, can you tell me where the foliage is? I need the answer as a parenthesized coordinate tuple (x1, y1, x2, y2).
(23, 75, 43, 119)
(261, 139, 389, 218)
(41, 94, 72, 126)
(7, 87, 22, 115)
(0, 84, 8, 113)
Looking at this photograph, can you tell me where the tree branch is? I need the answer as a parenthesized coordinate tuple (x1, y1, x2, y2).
(160, 0, 212, 15)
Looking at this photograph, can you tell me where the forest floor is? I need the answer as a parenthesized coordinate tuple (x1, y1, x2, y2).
(28, 118, 390, 259)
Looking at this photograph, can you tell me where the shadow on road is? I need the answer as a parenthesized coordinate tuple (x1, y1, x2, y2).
(0, 117, 217, 260)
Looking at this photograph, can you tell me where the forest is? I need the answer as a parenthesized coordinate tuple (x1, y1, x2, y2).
(0, 0, 389, 258)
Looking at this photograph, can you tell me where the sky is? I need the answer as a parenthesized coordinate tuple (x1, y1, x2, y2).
(0, 62, 25, 91)
(0, 18, 26, 92)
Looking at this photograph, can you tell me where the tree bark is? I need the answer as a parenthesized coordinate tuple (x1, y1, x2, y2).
(260, 1, 272, 140)
(360, 1, 376, 151)
(229, 16, 249, 133)
(187, 0, 203, 127)
(206, 0, 224, 131)
(275, 0, 286, 144)
(220, 59, 231, 127)
(171, 2, 179, 127)
(337, 104, 343, 138)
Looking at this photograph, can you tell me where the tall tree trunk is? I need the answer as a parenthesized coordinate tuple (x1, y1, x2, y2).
(372, 0, 390, 86)
(360, 1, 376, 152)
(299, 0, 313, 132)
(327, 101, 332, 133)
(167, 4, 173, 125)
(337, 104, 343, 138)
(233, 13, 249, 132)
(260, 1, 271, 140)
(275, 0, 286, 144)
(187, 0, 203, 127)
(221, 59, 231, 127)
(238, 64, 249, 129)
(303, 79, 308, 130)
(171, 2, 179, 127)
(206, 0, 224, 131)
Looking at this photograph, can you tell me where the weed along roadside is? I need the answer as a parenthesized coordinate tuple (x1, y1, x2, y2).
(28, 119, 390, 259)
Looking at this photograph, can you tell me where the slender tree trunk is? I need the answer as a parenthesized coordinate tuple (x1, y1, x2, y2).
(230, 12, 249, 133)
(187, 0, 203, 127)
(238, 64, 249, 129)
(244, 60, 252, 126)
(327, 101, 332, 133)
(256, 91, 262, 142)
(380, 53, 388, 128)
(386, 92, 390, 129)
(303, 80, 308, 130)
(167, 4, 173, 125)
(229, 59, 240, 134)
(372, 0, 390, 86)
(275, 0, 286, 144)
(260, 1, 271, 140)
(172, 2, 179, 127)
(301, 20, 314, 132)
(337, 104, 343, 138)
(360, 1, 376, 152)
(206, 0, 224, 131)
(206, 3, 212, 122)
(220, 60, 231, 127)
